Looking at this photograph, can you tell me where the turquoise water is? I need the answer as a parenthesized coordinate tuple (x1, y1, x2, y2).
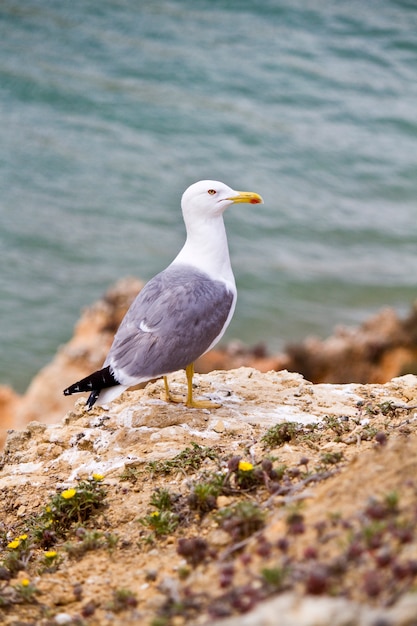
(1, 0, 416, 392)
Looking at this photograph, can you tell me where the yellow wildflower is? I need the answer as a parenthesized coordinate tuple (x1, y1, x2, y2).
(238, 460, 254, 472)
(21, 579, 30, 587)
(150, 511, 160, 518)
(18, 534, 28, 541)
(61, 488, 77, 499)
(7, 539, 20, 549)
(44, 550, 58, 559)
(92, 473, 104, 481)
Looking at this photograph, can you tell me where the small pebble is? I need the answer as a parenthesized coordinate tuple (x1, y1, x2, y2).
(212, 420, 225, 433)
(54, 613, 73, 625)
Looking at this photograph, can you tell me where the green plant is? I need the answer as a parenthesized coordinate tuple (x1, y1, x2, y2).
(362, 521, 387, 549)
(31, 476, 107, 541)
(108, 587, 138, 612)
(261, 566, 286, 590)
(145, 443, 219, 476)
(2, 534, 33, 576)
(359, 426, 379, 441)
(150, 618, 170, 626)
(139, 510, 179, 537)
(234, 460, 262, 490)
(39, 549, 61, 573)
(261, 422, 301, 448)
(150, 488, 174, 511)
(216, 501, 265, 541)
(188, 477, 223, 514)
(317, 451, 344, 469)
(64, 528, 118, 558)
(119, 466, 141, 483)
(322, 415, 348, 437)
(13, 578, 39, 603)
(378, 401, 397, 416)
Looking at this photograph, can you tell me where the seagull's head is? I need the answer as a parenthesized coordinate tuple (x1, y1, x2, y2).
(181, 180, 263, 222)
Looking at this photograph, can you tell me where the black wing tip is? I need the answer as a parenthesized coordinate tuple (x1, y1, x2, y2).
(63, 366, 117, 406)
(63, 383, 80, 396)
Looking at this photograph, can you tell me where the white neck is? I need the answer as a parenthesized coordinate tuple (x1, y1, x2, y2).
(172, 214, 235, 286)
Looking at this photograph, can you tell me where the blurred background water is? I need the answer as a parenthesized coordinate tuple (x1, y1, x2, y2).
(1, 0, 416, 393)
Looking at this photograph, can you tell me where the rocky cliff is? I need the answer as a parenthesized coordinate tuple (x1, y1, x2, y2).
(2, 279, 417, 624)
(1, 277, 417, 448)
(1, 368, 417, 625)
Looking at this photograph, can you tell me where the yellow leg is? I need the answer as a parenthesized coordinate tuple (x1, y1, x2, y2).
(162, 367, 221, 409)
(163, 375, 183, 404)
(185, 363, 221, 409)
(163, 376, 170, 401)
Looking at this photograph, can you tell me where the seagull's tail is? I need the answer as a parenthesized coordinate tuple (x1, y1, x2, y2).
(63, 366, 118, 409)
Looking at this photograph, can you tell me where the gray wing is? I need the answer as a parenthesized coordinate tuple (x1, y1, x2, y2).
(105, 264, 235, 382)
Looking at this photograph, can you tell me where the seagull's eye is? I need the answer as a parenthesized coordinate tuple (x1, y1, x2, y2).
(207, 189, 216, 195)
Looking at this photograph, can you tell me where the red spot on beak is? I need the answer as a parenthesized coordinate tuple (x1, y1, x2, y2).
(250, 198, 261, 204)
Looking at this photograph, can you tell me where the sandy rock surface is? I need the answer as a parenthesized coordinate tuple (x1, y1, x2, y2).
(1, 368, 417, 625)
(1, 277, 416, 450)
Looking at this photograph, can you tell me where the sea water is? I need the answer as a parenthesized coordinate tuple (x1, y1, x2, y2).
(1, 0, 416, 392)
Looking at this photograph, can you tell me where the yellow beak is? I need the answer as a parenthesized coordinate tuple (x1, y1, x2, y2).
(227, 191, 264, 205)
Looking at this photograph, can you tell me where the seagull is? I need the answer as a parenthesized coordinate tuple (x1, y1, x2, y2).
(63, 180, 263, 409)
